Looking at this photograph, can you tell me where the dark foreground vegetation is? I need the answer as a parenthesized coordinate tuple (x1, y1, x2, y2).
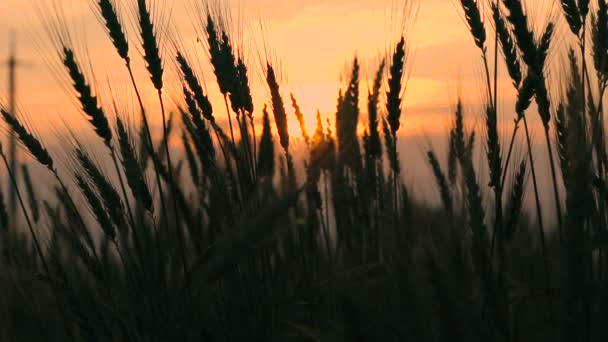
(0, 0, 608, 340)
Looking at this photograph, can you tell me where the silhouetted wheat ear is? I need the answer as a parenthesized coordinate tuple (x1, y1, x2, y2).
(63, 48, 112, 144)
(220, 30, 238, 100)
(555, 103, 569, 184)
(177, 51, 214, 121)
(257, 104, 275, 178)
(266, 64, 289, 151)
(76, 173, 115, 239)
(486, 105, 502, 188)
(205, 14, 223, 91)
(460, 0, 486, 50)
(1, 110, 53, 170)
(181, 105, 216, 174)
(137, 0, 163, 90)
(465, 131, 476, 164)
(291, 93, 309, 144)
(580, 0, 590, 19)
(228, 67, 243, 115)
(366, 59, 385, 160)
(535, 78, 551, 127)
(237, 58, 254, 115)
(382, 118, 400, 174)
(505, 160, 526, 241)
(447, 129, 457, 186)
(205, 14, 235, 97)
(21, 164, 40, 223)
(533, 24, 553, 125)
(116, 118, 153, 213)
(463, 159, 494, 301)
(537, 23, 554, 71)
(516, 72, 536, 117)
(493, 3, 521, 87)
(593, 0, 608, 80)
(454, 100, 466, 164)
(97, 0, 129, 62)
(502, 0, 537, 69)
(428, 150, 452, 212)
(387, 36, 405, 135)
(561, 0, 582, 34)
(183, 86, 203, 126)
(76, 148, 127, 230)
(336, 56, 362, 172)
(182, 87, 216, 165)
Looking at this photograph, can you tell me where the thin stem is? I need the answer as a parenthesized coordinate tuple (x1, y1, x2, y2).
(581, 21, 593, 340)
(125, 62, 167, 230)
(250, 116, 258, 181)
(523, 116, 550, 280)
(158, 90, 188, 273)
(109, 146, 147, 273)
(0, 148, 49, 274)
(109, 146, 137, 232)
(110, 239, 161, 322)
(491, 9, 508, 334)
(501, 119, 521, 190)
(238, 110, 255, 185)
(52, 171, 101, 264)
(211, 123, 243, 211)
(323, 170, 331, 257)
(223, 96, 246, 202)
(523, 117, 557, 333)
(493, 116, 520, 257)
(123, 62, 168, 310)
(482, 49, 495, 106)
(393, 137, 399, 235)
(544, 126, 564, 236)
(581, 27, 588, 144)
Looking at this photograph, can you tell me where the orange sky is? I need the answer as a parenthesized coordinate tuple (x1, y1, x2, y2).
(0, 0, 571, 218)
(0, 0, 518, 138)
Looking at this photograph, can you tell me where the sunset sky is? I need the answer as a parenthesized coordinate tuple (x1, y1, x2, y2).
(0, 0, 508, 135)
(0, 0, 564, 205)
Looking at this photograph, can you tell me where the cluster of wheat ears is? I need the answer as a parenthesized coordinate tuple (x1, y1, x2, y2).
(0, 0, 608, 340)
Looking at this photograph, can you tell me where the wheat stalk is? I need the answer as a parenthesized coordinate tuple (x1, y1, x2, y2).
(76, 148, 127, 231)
(93, 0, 167, 229)
(21, 164, 40, 223)
(62, 48, 112, 144)
(266, 64, 289, 153)
(116, 118, 153, 213)
(0, 185, 7, 230)
(428, 150, 452, 213)
(1, 110, 54, 171)
(493, 3, 521, 88)
(257, 104, 275, 179)
(504, 160, 526, 241)
(95, 0, 129, 62)
(593, 0, 608, 83)
(0, 142, 49, 274)
(137, 0, 163, 91)
(291, 94, 309, 145)
(560, 0, 582, 34)
(176, 51, 214, 122)
(75, 173, 115, 239)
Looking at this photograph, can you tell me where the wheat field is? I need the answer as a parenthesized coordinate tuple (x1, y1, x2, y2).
(0, 0, 606, 340)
